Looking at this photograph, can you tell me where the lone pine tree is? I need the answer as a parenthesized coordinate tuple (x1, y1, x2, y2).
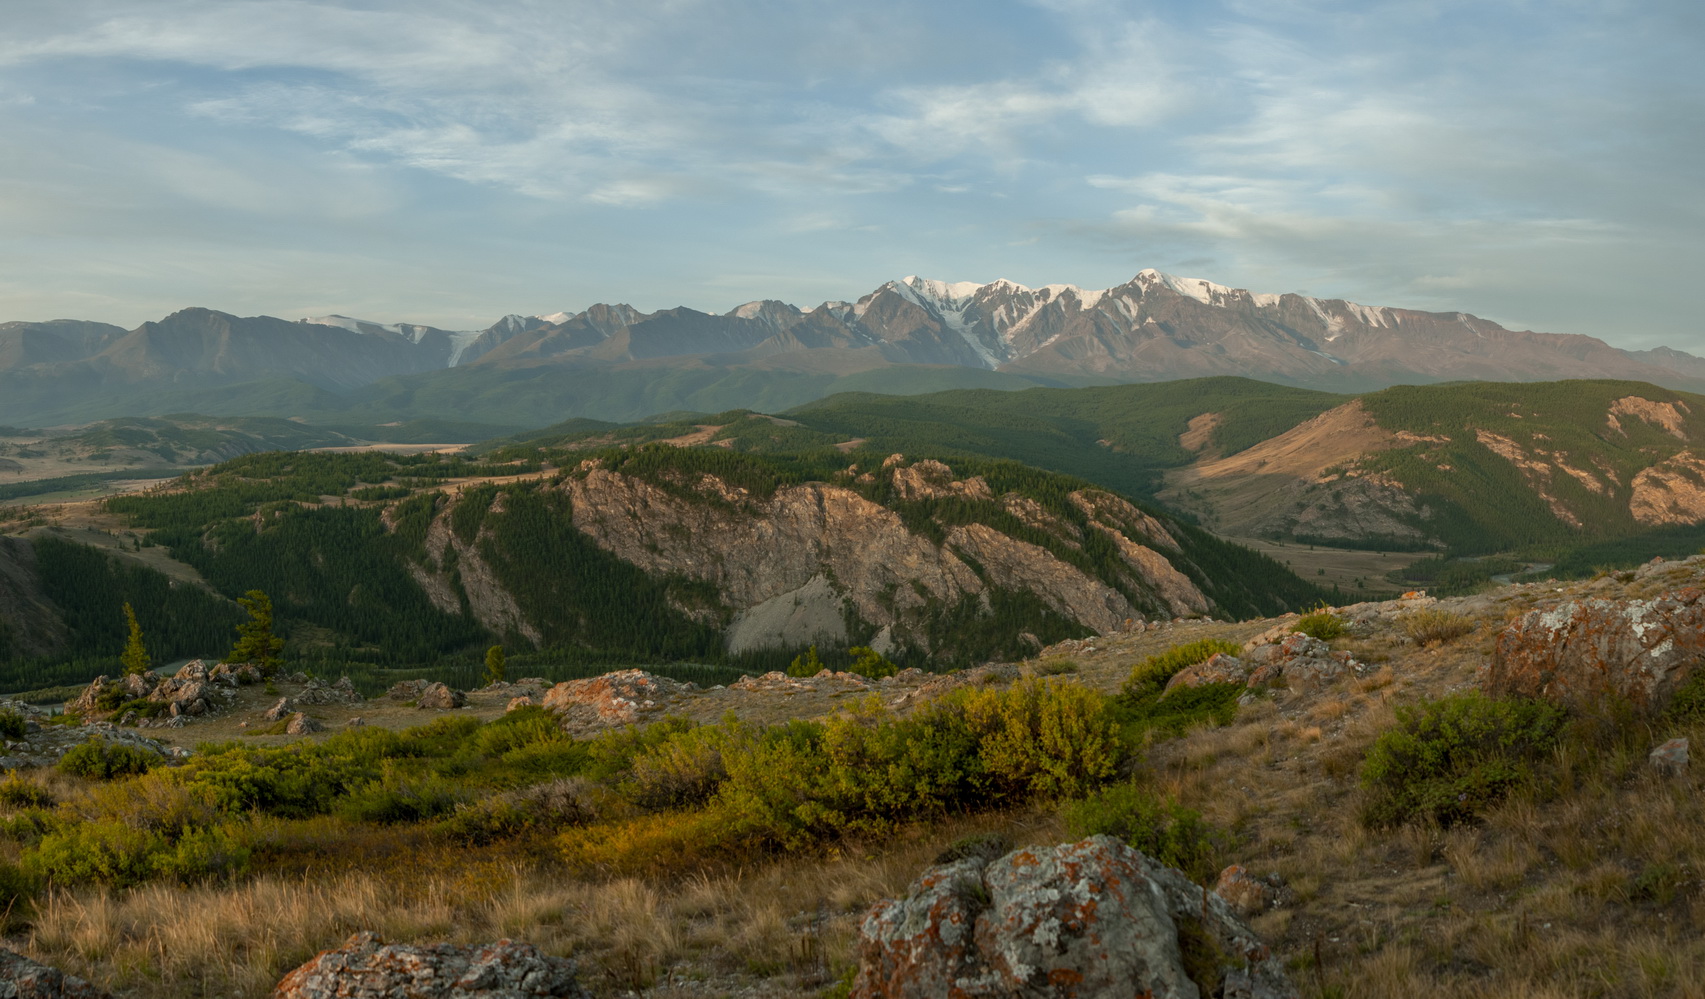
(120, 602, 150, 676)
(229, 589, 284, 673)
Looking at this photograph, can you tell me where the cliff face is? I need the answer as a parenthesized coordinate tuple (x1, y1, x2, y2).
(0, 538, 66, 661)
(396, 455, 1219, 658)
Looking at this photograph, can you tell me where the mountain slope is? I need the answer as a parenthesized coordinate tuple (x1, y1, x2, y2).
(94, 448, 1323, 672)
(7, 270, 1703, 427)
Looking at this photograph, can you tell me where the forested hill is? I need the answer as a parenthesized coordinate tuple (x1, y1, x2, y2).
(487, 377, 1350, 501)
(37, 446, 1328, 679)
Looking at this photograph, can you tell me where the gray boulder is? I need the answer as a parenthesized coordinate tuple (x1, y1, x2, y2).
(0, 947, 111, 998)
(272, 931, 589, 998)
(416, 683, 466, 710)
(1488, 591, 1705, 709)
(853, 836, 1296, 999)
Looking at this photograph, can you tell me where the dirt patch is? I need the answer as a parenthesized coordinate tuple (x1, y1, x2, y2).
(1179, 411, 1221, 454)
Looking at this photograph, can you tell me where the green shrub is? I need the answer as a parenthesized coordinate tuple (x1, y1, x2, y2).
(1665, 669, 1705, 724)
(1062, 782, 1223, 882)
(1122, 640, 1242, 699)
(170, 746, 371, 817)
(58, 739, 156, 779)
(340, 770, 464, 825)
(0, 771, 52, 809)
(0, 809, 58, 846)
(1402, 609, 1475, 647)
(470, 706, 565, 758)
(847, 646, 899, 679)
(1114, 683, 1244, 742)
(625, 725, 742, 811)
(27, 820, 162, 887)
(787, 645, 827, 678)
(1293, 610, 1345, 641)
(1360, 692, 1567, 828)
(956, 678, 1120, 801)
(150, 823, 251, 883)
(0, 861, 39, 927)
(0, 710, 26, 741)
(498, 740, 592, 782)
(445, 778, 596, 844)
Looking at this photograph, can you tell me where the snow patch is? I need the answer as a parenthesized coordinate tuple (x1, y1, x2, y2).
(534, 311, 575, 325)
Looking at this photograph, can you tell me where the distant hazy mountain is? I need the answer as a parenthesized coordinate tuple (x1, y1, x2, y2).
(5, 271, 1703, 426)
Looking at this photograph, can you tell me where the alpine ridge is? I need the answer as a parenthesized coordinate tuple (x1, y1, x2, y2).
(5, 271, 1703, 426)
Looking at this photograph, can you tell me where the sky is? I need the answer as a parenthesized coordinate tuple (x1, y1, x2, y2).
(1, 0, 1700, 350)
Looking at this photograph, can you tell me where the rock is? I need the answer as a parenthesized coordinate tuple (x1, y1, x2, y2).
(1165, 652, 1251, 691)
(1214, 865, 1291, 917)
(853, 835, 1297, 999)
(272, 931, 590, 999)
(262, 697, 293, 722)
(1650, 737, 1690, 774)
(296, 677, 365, 707)
(505, 696, 536, 712)
(1486, 590, 1705, 709)
(347, 717, 366, 728)
(285, 713, 322, 736)
(0, 947, 111, 998)
(540, 670, 695, 734)
(387, 679, 430, 701)
(416, 683, 466, 710)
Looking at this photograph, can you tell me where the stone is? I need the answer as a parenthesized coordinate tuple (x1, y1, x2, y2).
(1213, 865, 1290, 917)
(852, 835, 1297, 999)
(1165, 652, 1250, 691)
(505, 696, 536, 712)
(1650, 737, 1690, 775)
(347, 717, 366, 728)
(387, 679, 430, 701)
(272, 931, 590, 999)
(262, 697, 293, 723)
(285, 713, 322, 736)
(0, 947, 111, 998)
(540, 670, 695, 733)
(416, 682, 466, 710)
(296, 677, 365, 707)
(1486, 590, 1705, 709)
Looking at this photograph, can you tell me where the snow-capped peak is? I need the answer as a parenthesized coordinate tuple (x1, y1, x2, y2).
(534, 311, 575, 325)
(303, 314, 420, 339)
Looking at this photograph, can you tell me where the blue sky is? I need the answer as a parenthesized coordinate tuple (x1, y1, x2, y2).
(1, 0, 1700, 350)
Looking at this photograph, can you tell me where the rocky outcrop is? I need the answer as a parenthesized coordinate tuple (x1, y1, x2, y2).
(417, 682, 466, 710)
(540, 670, 697, 735)
(68, 660, 259, 723)
(1167, 634, 1361, 693)
(272, 931, 590, 998)
(0, 947, 111, 998)
(1485, 590, 1705, 709)
(1213, 865, 1292, 918)
(853, 836, 1296, 999)
(1650, 737, 1689, 775)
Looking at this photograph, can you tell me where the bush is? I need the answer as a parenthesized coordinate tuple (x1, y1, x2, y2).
(1293, 610, 1345, 641)
(27, 820, 161, 887)
(625, 725, 741, 811)
(847, 646, 899, 679)
(0, 710, 26, 741)
(956, 678, 1120, 801)
(1402, 609, 1475, 647)
(1114, 683, 1244, 742)
(1360, 692, 1567, 828)
(171, 746, 371, 817)
(0, 771, 52, 809)
(1061, 783, 1222, 882)
(59, 739, 156, 779)
(786, 645, 827, 678)
(1665, 669, 1705, 724)
(1122, 640, 1242, 700)
(340, 770, 464, 825)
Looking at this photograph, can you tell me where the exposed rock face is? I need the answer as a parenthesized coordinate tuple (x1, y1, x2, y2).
(271, 931, 590, 999)
(1629, 451, 1705, 526)
(417, 682, 466, 710)
(540, 670, 697, 735)
(295, 676, 364, 706)
(853, 836, 1297, 999)
(69, 660, 247, 722)
(0, 947, 111, 998)
(285, 713, 321, 736)
(1486, 591, 1705, 709)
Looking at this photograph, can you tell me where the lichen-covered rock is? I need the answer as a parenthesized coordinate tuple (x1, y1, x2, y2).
(1486, 590, 1705, 709)
(272, 931, 590, 998)
(1166, 635, 1358, 695)
(296, 676, 364, 706)
(506, 696, 536, 712)
(1650, 736, 1690, 774)
(540, 670, 695, 734)
(285, 713, 321, 736)
(853, 836, 1297, 999)
(262, 697, 293, 722)
(1213, 865, 1290, 917)
(1165, 652, 1250, 691)
(417, 682, 466, 710)
(0, 946, 112, 998)
(387, 679, 430, 701)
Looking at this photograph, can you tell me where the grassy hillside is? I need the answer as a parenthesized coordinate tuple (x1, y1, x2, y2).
(493, 377, 1347, 502)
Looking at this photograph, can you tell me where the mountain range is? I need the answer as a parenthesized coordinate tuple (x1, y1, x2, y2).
(5, 270, 1704, 427)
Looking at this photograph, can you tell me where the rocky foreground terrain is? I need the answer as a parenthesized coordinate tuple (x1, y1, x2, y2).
(2, 556, 1704, 997)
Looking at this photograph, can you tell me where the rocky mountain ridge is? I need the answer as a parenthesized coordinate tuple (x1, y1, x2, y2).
(8, 271, 1704, 426)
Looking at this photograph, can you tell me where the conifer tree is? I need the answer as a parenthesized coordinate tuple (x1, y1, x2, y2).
(229, 589, 284, 673)
(120, 602, 151, 676)
(787, 644, 826, 677)
(484, 644, 506, 685)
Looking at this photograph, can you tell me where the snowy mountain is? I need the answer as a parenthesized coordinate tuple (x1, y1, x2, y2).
(4, 270, 1705, 426)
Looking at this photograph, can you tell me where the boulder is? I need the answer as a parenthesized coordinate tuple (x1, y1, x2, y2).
(1165, 652, 1251, 691)
(262, 697, 293, 723)
(1650, 737, 1690, 775)
(0, 946, 112, 998)
(1486, 590, 1705, 709)
(505, 696, 536, 712)
(296, 677, 365, 707)
(1165, 635, 1357, 694)
(852, 835, 1297, 999)
(540, 670, 695, 734)
(417, 683, 466, 710)
(285, 713, 322, 736)
(387, 679, 430, 701)
(272, 931, 590, 999)
(1213, 865, 1291, 917)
